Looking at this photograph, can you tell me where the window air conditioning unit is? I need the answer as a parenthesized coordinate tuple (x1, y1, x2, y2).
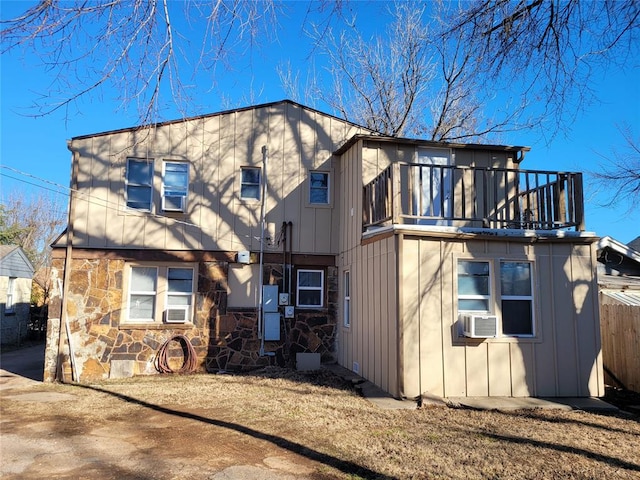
(165, 306, 190, 323)
(163, 195, 185, 212)
(461, 313, 498, 338)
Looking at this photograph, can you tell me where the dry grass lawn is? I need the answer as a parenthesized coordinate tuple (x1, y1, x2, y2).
(2, 366, 640, 479)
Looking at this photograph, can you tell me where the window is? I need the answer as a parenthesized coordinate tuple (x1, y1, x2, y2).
(309, 171, 329, 204)
(5, 277, 16, 313)
(500, 262, 534, 336)
(165, 267, 194, 322)
(163, 161, 189, 212)
(126, 159, 154, 211)
(125, 264, 196, 324)
(457, 259, 535, 337)
(240, 167, 261, 200)
(128, 267, 158, 321)
(457, 261, 491, 312)
(297, 269, 324, 308)
(343, 270, 351, 327)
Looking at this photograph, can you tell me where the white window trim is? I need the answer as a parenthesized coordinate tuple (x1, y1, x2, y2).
(165, 267, 195, 323)
(296, 269, 324, 308)
(457, 260, 493, 315)
(5, 277, 16, 313)
(125, 158, 154, 212)
(123, 263, 196, 325)
(127, 266, 158, 323)
(343, 270, 351, 328)
(456, 258, 537, 339)
(162, 161, 189, 212)
(500, 261, 536, 338)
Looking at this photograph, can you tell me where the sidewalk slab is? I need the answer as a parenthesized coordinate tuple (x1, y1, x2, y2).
(446, 396, 618, 412)
(323, 364, 417, 410)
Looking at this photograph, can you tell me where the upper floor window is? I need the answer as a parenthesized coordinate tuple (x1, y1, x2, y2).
(297, 269, 324, 308)
(162, 161, 189, 212)
(309, 171, 330, 204)
(126, 159, 154, 211)
(240, 167, 261, 200)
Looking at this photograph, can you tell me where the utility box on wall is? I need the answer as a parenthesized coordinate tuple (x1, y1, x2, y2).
(237, 250, 251, 264)
(263, 285, 279, 312)
(264, 313, 281, 341)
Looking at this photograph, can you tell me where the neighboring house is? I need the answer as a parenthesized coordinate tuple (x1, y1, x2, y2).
(597, 236, 640, 304)
(596, 236, 640, 392)
(0, 245, 35, 345)
(45, 100, 604, 399)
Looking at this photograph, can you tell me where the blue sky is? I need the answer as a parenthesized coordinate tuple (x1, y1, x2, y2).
(1, 1, 639, 244)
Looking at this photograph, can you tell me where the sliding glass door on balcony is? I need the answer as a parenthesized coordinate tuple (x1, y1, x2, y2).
(414, 148, 451, 226)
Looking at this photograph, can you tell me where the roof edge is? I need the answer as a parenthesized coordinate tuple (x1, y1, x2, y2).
(333, 134, 531, 156)
(597, 236, 640, 264)
(70, 100, 369, 142)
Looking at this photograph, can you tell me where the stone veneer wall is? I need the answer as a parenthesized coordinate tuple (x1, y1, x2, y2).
(207, 265, 338, 372)
(45, 256, 337, 382)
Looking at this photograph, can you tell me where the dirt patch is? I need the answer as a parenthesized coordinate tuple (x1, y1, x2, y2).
(1, 368, 640, 479)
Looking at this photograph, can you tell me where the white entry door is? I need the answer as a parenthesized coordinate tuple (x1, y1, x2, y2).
(415, 147, 451, 225)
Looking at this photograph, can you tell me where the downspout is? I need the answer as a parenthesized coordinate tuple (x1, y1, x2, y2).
(258, 146, 268, 356)
(287, 221, 293, 296)
(281, 221, 287, 296)
(58, 141, 79, 382)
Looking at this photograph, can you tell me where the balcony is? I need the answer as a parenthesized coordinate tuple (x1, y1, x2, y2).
(363, 163, 585, 232)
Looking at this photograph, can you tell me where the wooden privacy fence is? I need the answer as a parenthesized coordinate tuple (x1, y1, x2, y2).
(600, 304, 640, 393)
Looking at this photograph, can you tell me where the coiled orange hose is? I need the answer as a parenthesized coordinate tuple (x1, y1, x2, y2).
(155, 334, 198, 374)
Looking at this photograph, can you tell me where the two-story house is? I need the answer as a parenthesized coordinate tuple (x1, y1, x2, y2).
(45, 100, 604, 399)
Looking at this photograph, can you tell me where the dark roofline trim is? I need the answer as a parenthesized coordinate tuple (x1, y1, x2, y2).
(333, 134, 531, 159)
(70, 99, 370, 141)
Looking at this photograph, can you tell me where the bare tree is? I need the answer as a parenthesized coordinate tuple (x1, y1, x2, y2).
(590, 124, 640, 211)
(288, 2, 539, 141)
(300, 2, 434, 137)
(439, 0, 640, 136)
(0, 191, 67, 272)
(3, 1, 638, 140)
(1, 0, 281, 124)
(0, 191, 67, 305)
(282, 0, 638, 142)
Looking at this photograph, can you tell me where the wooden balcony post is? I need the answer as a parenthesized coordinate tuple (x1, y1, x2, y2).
(574, 173, 585, 231)
(392, 162, 402, 224)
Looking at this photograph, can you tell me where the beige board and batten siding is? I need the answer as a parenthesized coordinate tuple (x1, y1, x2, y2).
(399, 236, 604, 399)
(69, 102, 363, 255)
(338, 235, 399, 396)
(337, 138, 399, 396)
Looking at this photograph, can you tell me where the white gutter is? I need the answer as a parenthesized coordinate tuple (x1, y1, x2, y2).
(362, 224, 598, 242)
